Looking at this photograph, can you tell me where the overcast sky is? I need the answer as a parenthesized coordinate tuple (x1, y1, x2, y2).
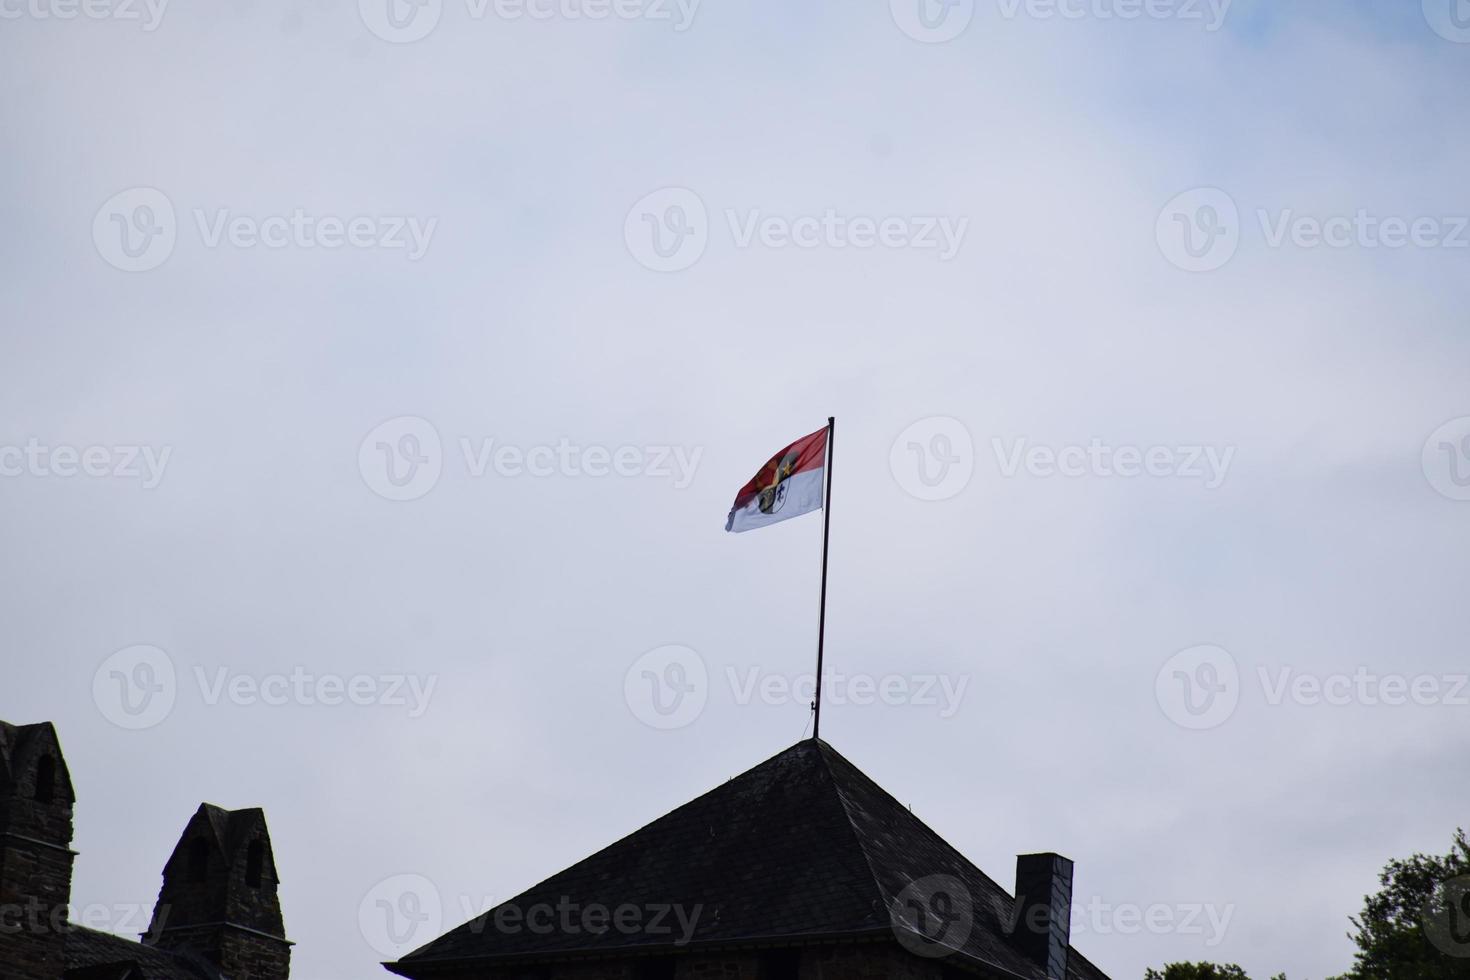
(3, 1, 1470, 978)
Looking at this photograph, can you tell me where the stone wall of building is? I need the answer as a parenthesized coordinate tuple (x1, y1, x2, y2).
(0, 724, 76, 980)
(0, 839, 76, 980)
(465, 941, 959, 980)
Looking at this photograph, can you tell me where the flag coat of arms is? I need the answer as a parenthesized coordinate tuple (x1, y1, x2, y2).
(725, 426, 828, 533)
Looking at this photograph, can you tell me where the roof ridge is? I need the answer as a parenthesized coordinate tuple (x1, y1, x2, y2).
(810, 740, 890, 927)
(199, 803, 232, 855)
(812, 741, 1049, 980)
(817, 740, 1017, 906)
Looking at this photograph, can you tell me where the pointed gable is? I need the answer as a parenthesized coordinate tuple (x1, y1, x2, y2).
(161, 804, 279, 883)
(0, 719, 76, 808)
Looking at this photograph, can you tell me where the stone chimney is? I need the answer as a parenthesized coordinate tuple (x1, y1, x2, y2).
(1013, 852, 1073, 980)
(144, 803, 292, 980)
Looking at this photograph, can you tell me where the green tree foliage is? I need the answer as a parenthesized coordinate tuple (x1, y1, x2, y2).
(1333, 829, 1470, 980)
(1146, 831, 1470, 980)
(1144, 964, 1256, 980)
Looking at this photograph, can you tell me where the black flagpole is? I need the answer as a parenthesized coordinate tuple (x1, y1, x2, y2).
(813, 416, 835, 741)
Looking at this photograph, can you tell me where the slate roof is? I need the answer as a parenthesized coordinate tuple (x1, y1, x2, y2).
(65, 926, 217, 980)
(389, 739, 1111, 980)
(0, 719, 74, 803)
(0, 719, 44, 768)
(178, 802, 281, 884)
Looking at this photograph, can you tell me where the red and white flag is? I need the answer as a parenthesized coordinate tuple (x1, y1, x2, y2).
(725, 426, 828, 533)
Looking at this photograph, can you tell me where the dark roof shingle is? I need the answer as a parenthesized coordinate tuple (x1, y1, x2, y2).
(65, 926, 216, 980)
(390, 739, 1110, 980)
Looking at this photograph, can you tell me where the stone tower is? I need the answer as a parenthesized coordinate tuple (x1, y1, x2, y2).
(144, 802, 292, 980)
(0, 721, 77, 980)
